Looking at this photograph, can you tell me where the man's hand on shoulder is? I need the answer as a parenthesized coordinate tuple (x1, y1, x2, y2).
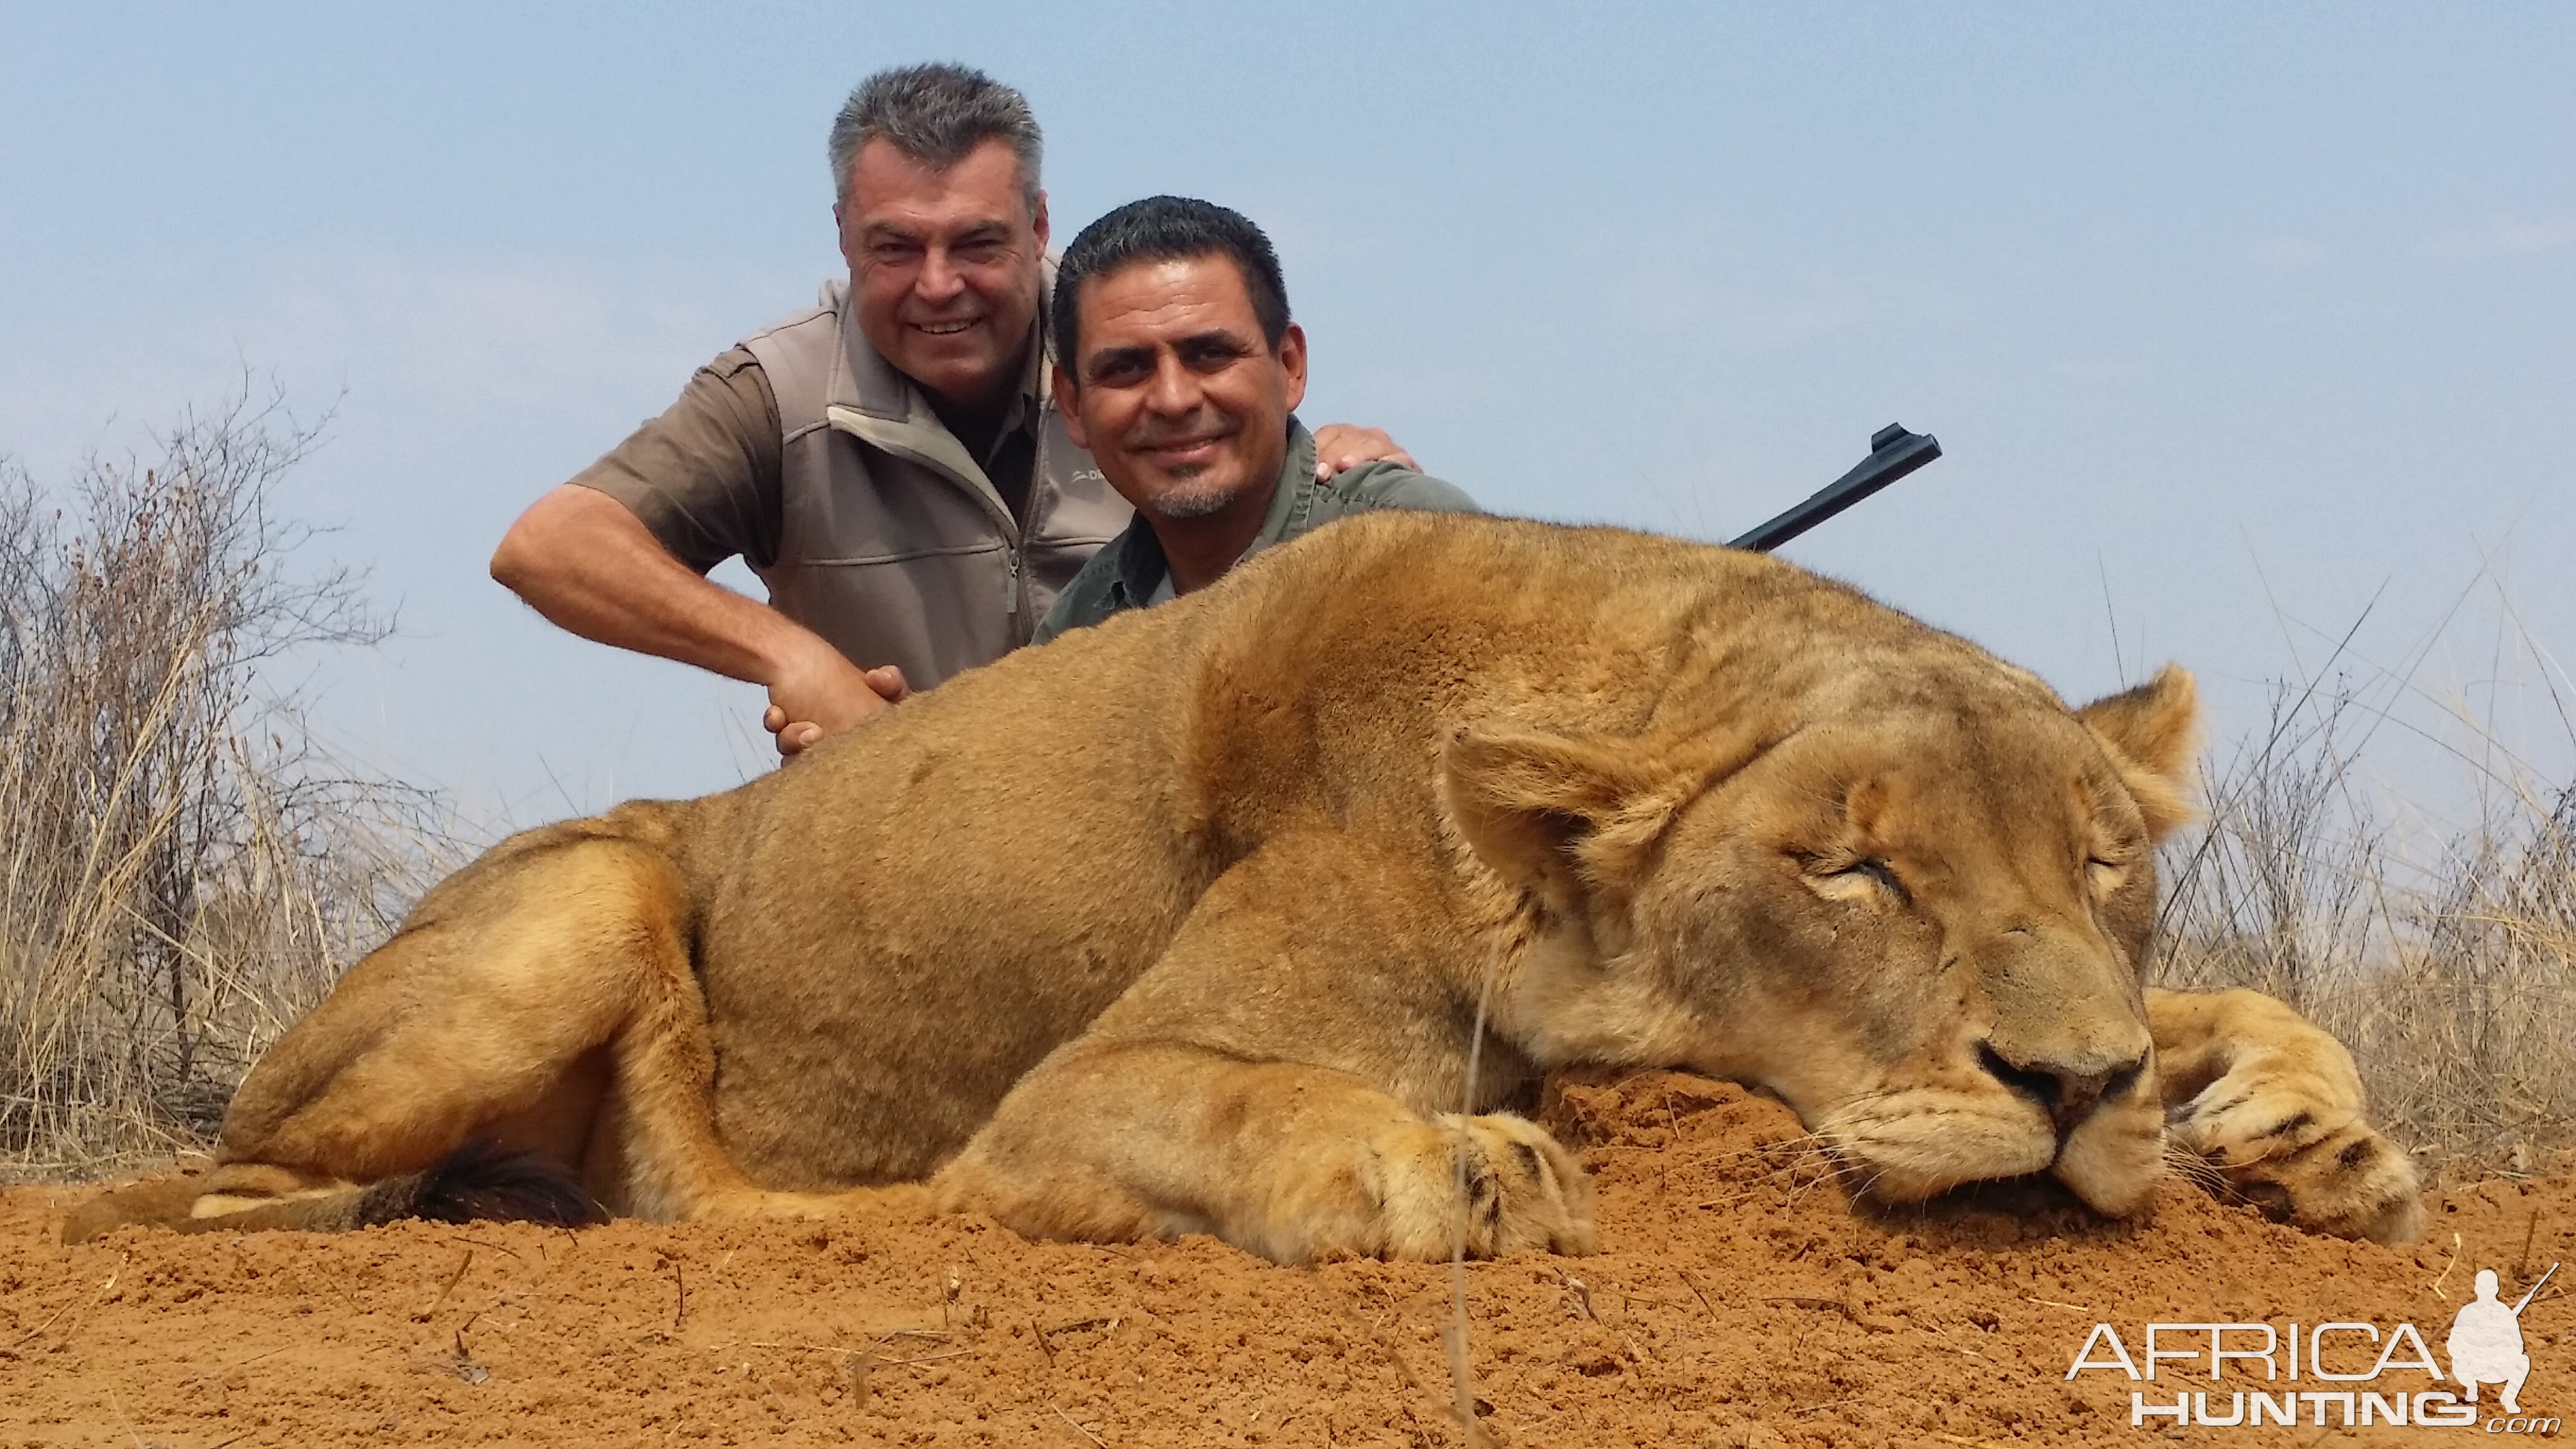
(762, 639, 909, 759)
(1310, 424, 1420, 481)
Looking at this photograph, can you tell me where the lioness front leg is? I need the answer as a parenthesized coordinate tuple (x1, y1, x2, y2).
(931, 837, 1594, 1264)
(933, 1043, 1593, 1263)
(2147, 987, 2423, 1242)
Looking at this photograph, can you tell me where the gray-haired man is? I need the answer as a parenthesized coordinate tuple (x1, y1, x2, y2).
(491, 64, 1415, 756)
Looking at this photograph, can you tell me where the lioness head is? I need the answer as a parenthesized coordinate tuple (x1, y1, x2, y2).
(1449, 659, 2200, 1217)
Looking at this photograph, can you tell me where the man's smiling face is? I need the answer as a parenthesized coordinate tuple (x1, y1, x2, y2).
(1056, 254, 1308, 524)
(837, 137, 1048, 411)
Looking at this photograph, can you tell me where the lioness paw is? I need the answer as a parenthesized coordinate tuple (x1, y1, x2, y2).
(2194, 1113, 2424, 1244)
(1329, 1113, 1596, 1262)
(2167, 1035, 2423, 1244)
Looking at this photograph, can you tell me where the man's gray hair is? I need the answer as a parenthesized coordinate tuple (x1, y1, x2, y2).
(828, 63, 1043, 215)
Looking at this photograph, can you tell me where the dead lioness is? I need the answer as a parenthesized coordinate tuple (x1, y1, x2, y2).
(67, 514, 2424, 1256)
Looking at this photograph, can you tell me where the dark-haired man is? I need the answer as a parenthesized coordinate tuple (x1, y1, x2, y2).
(1037, 197, 1475, 642)
(490, 66, 1416, 756)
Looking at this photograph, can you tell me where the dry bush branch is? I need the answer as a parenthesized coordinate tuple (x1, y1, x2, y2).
(0, 388, 454, 1179)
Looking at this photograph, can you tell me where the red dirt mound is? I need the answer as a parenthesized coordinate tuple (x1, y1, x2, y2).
(4, 1073, 2569, 1447)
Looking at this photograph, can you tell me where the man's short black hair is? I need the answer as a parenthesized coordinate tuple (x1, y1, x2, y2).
(1053, 196, 1290, 369)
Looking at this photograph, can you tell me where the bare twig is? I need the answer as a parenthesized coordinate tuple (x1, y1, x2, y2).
(9, 1252, 124, 1347)
(424, 1247, 474, 1315)
(1445, 944, 1506, 1448)
(1051, 1403, 1108, 1447)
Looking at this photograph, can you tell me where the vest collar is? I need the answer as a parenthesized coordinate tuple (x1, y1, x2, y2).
(813, 263, 1060, 537)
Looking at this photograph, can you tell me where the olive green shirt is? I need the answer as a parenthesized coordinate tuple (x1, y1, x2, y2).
(1033, 419, 1478, 643)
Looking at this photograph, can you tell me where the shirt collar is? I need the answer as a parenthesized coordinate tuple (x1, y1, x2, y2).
(1249, 420, 1320, 553)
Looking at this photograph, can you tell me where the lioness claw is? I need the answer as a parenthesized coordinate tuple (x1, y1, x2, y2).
(1354, 1114, 1596, 1260)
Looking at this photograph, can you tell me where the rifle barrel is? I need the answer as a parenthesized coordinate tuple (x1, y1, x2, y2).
(1729, 422, 1941, 554)
(2511, 1261, 2558, 1315)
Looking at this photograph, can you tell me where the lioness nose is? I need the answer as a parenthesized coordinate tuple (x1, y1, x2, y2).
(1976, 1042, 2147, 1139)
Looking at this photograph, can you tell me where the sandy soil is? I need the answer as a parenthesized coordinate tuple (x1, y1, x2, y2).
(3, 1072, 2568, 1447)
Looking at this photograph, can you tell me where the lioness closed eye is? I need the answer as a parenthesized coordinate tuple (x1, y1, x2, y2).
(66, 514, 2424, 1257)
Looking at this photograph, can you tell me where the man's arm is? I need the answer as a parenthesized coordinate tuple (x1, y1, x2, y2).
(490, 486, 900, 753)
(490, 351, 897, 757)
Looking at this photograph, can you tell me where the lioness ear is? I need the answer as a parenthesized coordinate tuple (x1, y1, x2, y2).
(1442, 726, 1749, 921)
(2076, 663, 2202, 842)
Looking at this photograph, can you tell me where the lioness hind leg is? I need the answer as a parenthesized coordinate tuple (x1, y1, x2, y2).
(61, 1169, 214, 1242)
(173, 819, 761, 1232)
(64, 1142, 611, 1244)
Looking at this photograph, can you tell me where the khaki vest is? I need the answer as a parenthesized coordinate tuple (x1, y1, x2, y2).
(740, 278, 1130, 691)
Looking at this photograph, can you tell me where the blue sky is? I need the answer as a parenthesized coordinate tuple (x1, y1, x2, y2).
(3, 3, 2568, 830)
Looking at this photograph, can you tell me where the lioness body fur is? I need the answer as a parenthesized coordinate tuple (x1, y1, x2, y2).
(67, 514, 2423, 1256)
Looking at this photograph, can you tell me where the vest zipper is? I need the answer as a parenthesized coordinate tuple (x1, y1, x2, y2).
(1005, 414, 1051, 645)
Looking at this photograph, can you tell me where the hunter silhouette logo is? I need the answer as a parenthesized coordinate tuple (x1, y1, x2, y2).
(2062, 1261, 2560, 1432)
(2450, 1263, 2555, 1415)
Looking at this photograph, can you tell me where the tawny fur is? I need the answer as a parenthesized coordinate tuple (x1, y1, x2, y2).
(62, 515, 2423, 1256)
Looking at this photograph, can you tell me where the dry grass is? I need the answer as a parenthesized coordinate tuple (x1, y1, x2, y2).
(0, 392, 451, 1180)
(2155, 668, 2576, 1178)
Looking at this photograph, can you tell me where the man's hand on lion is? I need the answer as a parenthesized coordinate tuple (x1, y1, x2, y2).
(761, 640, 909, 758)
(1309, 422, 1419, 480)
(751, 420, 1407, 761)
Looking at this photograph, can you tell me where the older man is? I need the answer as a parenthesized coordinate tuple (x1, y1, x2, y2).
(490, 65, 1413, 755)
(1038, 197, 1476, 642)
